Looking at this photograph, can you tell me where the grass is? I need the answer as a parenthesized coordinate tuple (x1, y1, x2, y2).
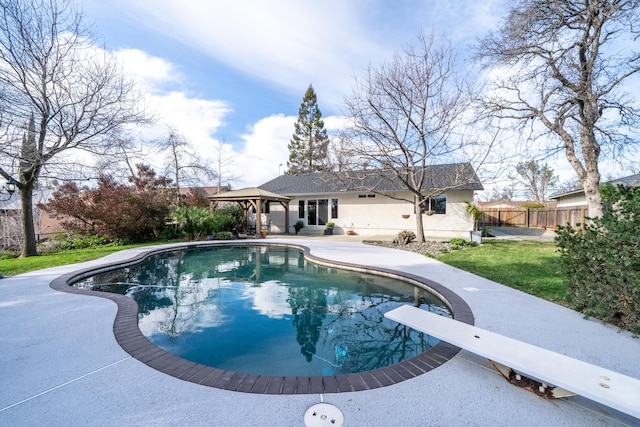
(0, 243, 163, 277)
(437, 240, 566, 304)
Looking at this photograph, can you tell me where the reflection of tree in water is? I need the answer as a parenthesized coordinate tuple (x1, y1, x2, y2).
(287, 282, 328, 362)
(74, 246, 297, 338)
(74, 249, 226, 336)
(315, 281, 449, 374)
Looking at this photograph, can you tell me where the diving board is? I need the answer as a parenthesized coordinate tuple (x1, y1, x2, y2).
(385, 305, 640, 419)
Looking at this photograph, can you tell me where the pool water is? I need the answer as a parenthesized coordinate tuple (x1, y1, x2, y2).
(74, 245, 451, 377)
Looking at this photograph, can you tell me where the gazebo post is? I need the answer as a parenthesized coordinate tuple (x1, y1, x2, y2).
(256, 198, 263, 238)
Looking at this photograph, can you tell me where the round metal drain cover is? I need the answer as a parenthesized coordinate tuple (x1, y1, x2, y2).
(304, 403, 344, 427)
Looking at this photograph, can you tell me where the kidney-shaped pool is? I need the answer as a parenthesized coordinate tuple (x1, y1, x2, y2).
(60, 243, 473, 393)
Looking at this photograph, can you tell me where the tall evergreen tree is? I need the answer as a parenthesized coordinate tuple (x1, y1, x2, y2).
(286, 84, 329, 175)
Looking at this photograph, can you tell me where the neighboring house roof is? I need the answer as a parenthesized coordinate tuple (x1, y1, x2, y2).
(478, 200, 557, 209)
(259, 163, 483, 196)
(179, 186, 229, 197)
(551, 172, 640, 200)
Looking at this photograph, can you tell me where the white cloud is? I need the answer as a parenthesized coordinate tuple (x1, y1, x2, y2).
(115, 48, 184, 91)
(231, 114, 295, 186)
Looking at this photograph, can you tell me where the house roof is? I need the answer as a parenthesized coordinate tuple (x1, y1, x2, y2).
(477, 200, 557, 209)
(259, 163, 483, 196)
(551, 172, 640, 200)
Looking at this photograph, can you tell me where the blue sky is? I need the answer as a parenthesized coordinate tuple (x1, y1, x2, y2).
(75, 0, 510, 188)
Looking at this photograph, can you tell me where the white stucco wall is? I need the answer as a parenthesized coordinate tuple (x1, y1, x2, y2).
(264, 190, 475, 240)
(555, 193, 587, 208)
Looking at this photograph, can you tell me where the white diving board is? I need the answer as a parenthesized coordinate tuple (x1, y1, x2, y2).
(385, 305, 640, 419)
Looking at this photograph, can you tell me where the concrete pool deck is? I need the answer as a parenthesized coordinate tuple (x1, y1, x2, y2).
(1, 239, 639, 426)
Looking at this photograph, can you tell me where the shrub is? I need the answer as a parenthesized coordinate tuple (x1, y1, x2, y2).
(555, 184, 640, 335)
(215, 231, 234, 240)
(396, 230, 416, 245)
(211, 213, 236, 233)
(171, 206, 216, 240)
(215, 204, 244, 229)
(38, 233, 124, 253)
(449, 237, 476, 250)
(449, 237, 466, 250)
(41, 164, 174, 242)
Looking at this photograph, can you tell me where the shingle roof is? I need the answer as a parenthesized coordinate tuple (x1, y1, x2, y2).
(551, 173, 640, 199)
(259, 162, 483, 196)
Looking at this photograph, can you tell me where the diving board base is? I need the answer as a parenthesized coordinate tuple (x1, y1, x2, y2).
(384, 305, 640, 419)
(489, 360, 576, 399)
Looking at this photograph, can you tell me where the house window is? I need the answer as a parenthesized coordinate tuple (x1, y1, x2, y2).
(331, 198, 338, 219)
(307, 200, 317, 225)
(318, 199, 328, 225)
(429, 195, 446, 214)
(304, 199, 329, 225)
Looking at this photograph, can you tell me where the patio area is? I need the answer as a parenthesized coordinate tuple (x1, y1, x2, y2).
(1, 238, 638, 426)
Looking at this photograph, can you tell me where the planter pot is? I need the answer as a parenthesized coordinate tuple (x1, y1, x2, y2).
(401, 214, 410, 219)
(424, 211, 434, 216)
(260, 231, 268, 238)
(346, 230, 356, 235)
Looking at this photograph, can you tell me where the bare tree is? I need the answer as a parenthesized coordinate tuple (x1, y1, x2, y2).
(340, 32, 489, 242)
(156, 128, 217, 204)
(476, 0, 640, 218)
(0, 0, 150, 256)
(212, 138, 236, 190)
(509, 160, 559, 203)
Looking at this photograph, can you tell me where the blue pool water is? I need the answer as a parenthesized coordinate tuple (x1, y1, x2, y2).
(74, 245, 451, 377)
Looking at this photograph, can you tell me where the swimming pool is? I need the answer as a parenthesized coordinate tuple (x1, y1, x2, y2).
(74, 245, 451, 377)
(54, 242, 473, 394)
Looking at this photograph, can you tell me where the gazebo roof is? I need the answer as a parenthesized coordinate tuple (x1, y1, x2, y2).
(208, 187, 292, 203)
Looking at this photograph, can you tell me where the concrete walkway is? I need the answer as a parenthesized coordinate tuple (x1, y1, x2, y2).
(1, 240, 638, 426)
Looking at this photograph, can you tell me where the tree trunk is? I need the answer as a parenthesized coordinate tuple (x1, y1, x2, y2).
(20, 181, 37, 257)
(582, 171, 603, 219)
(414, 195, 425, 242)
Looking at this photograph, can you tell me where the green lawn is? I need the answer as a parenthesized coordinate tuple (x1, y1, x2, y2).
(0, 243, 159, 277)
(437, 240, 566, 304)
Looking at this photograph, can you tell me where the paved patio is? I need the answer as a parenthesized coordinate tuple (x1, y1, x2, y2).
(1, 239, 639, 426)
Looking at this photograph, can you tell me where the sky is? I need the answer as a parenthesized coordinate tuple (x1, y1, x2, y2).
(74, 0, 507, 189)
(74, 0, 636, 194)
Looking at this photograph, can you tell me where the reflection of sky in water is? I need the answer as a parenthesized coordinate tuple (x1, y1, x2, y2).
(244, 280, 292, 319)
(74, 246, 451, 376)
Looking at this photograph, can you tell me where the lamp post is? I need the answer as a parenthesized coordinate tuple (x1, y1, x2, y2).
(0, 177, 17, 201)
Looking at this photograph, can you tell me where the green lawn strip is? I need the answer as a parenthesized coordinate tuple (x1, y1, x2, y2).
(0, 243, 165, 277)
(437, 240, 566, 304)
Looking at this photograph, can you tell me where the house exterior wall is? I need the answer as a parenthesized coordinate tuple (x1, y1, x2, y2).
(555, 193, 587, 208)
(265, 190, 475, 239)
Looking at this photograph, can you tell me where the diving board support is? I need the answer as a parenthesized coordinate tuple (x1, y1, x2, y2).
(384, 305, 640, 419)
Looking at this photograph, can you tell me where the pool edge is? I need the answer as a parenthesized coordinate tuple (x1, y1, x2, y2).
(49, 240, 474, 395)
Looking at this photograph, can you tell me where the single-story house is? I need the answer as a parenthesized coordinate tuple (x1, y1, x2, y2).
(551, 173, 640, 208)
(255, 163, 483, 239)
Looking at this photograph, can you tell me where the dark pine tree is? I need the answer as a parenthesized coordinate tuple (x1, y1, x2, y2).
(286, 84, 329, 175)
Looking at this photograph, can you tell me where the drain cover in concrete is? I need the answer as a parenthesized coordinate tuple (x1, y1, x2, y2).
(304, 403, 344, 427)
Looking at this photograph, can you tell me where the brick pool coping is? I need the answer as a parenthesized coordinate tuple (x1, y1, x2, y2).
(49, 241, 474, 395)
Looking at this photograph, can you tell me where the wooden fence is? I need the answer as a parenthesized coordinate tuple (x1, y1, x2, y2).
(480, 207, 587, 230)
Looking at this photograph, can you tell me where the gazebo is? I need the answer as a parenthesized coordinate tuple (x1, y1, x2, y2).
(208, 187, 292, 238)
